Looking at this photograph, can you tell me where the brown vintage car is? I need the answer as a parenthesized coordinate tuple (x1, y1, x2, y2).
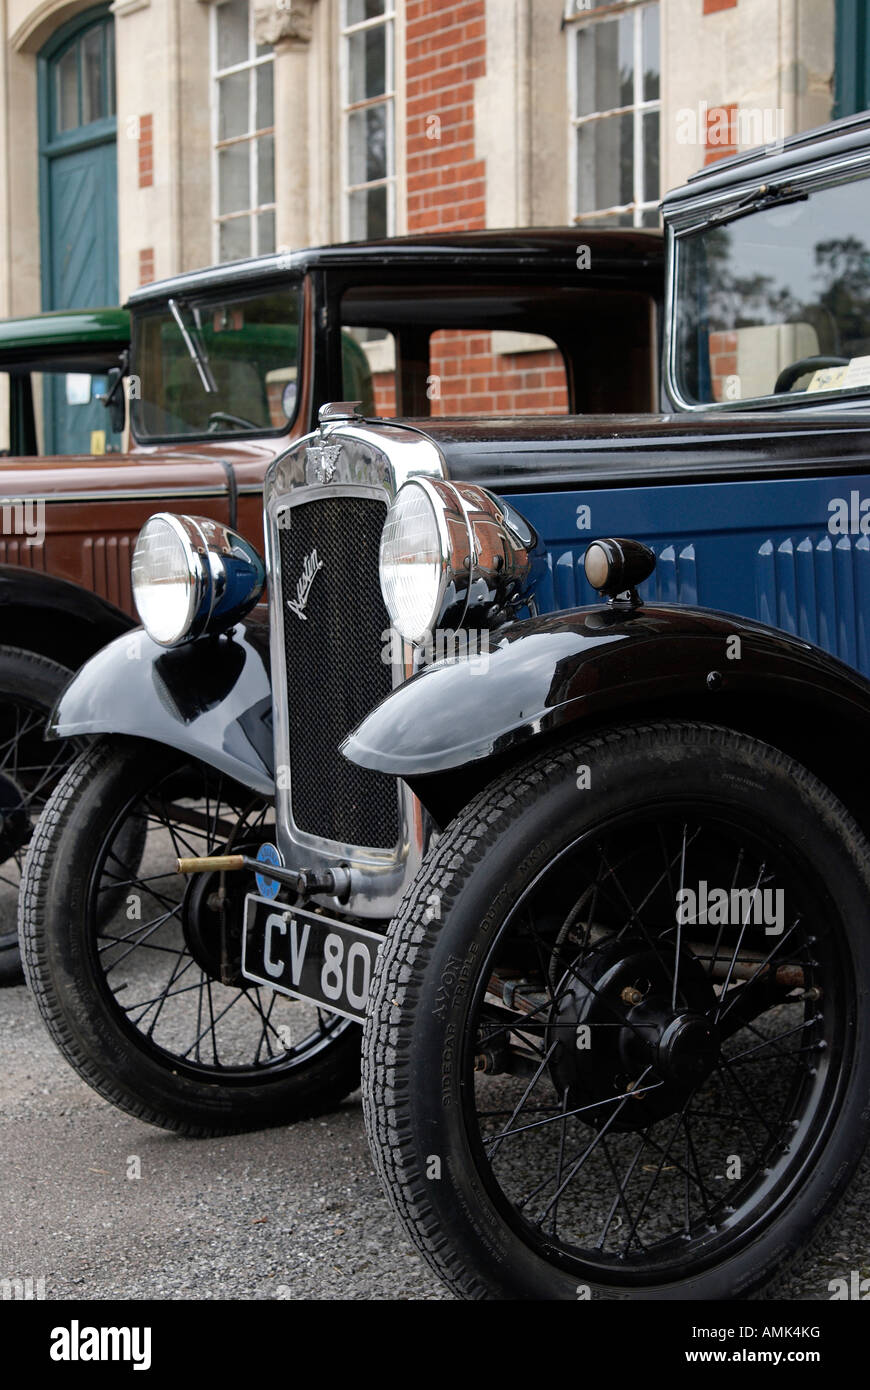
(0, 227, 663, 979)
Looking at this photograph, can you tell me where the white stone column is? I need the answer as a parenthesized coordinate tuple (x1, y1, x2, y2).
(255, 0, 319, 251)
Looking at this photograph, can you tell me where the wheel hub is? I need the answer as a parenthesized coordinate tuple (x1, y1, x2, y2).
(182, 866, 250, 987)
(549, 937, 720, 1130)
(655, 1012, 719, 1087)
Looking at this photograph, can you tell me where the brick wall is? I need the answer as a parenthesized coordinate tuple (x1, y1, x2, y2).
(138, 114, 153, 189)
(429, 334, 568, 415)
(405, 0, 486, 233)
(138, 247, 155, 286)
(401, 1, 567, 417)
(368, 336, 568, 419)
(704, 102, 737, 165)
(372, 372, 396, 416)
(708, 329, 737, 401)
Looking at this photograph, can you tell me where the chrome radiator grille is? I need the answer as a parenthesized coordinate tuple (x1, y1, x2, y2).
(278, 493, 400, 850)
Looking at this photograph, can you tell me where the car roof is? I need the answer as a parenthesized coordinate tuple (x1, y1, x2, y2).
(126, 227, 664, 307)
(0, 307, 130, 364)
(663, 111, 870, 218)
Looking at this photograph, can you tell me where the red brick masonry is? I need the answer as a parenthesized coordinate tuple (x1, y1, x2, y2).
(704, 102, 737, 165)
(138, 113, 153, 190)
(708, 329, 738, 402)
(138, 247, 155, 287)
(398, 1, 568, 416)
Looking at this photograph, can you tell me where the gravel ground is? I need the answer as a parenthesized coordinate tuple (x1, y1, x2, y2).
(0, 980, 446, 1301)
(1, 978, 868, 1302)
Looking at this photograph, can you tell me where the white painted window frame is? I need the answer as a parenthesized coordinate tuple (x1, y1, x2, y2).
(210, 0, 276, 262)
(565, 0, 660, 227)
(339, 0, 397, 242)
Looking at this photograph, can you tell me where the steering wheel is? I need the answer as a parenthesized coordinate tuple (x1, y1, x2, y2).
(206, 410, 259, 432)
(773, 355, 849, 394)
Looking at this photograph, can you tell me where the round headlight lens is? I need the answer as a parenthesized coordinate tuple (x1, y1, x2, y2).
(379, 483, 444, 643)
(131, 515, 200, 646)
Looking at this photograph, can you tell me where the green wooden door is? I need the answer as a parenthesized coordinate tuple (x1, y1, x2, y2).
(834, 0, 870, 119)
(39, 7, 119, 455)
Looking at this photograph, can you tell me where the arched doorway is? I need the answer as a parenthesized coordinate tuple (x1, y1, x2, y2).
(38, 5, 118, 452)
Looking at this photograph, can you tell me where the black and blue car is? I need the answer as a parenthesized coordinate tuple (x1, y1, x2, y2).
(20, 112, 870, 1300)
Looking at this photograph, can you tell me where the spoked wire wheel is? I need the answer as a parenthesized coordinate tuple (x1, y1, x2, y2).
(0, 646, 75, 983)
(467, 808, 844, 1285)
(20, 736, 360, 1132)
(363, 723, 870, 1300)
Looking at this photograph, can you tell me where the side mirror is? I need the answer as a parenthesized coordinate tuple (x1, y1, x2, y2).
(99, 355, 128, 436)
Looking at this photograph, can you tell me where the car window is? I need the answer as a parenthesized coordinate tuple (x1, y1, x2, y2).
(428, 330, 568, 415)
(340, 283, 575, 417)
(674, 176, 870, 405)
(341, 327, 393, 416)
(342, 325, 569, 418)
(0, 368, 123, 457)
(133, 285, 301, 441)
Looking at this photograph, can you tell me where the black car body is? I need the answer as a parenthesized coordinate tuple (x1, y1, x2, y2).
(23, 117, 870, 1301)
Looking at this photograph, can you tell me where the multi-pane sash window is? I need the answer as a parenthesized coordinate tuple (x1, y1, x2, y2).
(567, 0, 660, 227)
(341, 0, 396, 240)
(53, 15, 116, 135)
(212, 0, 276, 261)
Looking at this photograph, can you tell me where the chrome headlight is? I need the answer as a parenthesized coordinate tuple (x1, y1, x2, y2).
(379, 479, 539, 645)
(131, 513, 265, 647)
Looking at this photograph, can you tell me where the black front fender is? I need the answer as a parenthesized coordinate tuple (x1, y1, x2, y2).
(50, 616, 273, 796)
(0, 564, 135, 664)
(343, 603, 870, 781)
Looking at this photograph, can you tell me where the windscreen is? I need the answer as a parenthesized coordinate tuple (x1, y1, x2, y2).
(132, 284, 301, 440)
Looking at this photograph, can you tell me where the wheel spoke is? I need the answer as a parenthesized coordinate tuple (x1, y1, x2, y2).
(463, 798, 842, 1284)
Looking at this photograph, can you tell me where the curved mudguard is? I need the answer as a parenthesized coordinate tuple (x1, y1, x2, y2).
(342, 602, 870, 777)
(49, 616, 274, 796)
(0, 564, 134, 654)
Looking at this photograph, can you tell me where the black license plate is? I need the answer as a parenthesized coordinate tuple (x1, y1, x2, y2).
(241, 894, 382, 1022)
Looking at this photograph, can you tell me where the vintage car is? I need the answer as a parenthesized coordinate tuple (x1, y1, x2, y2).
(0, 306, 130, 982)
(0, 230, 663, 982)
(20, 112, 870, 1301)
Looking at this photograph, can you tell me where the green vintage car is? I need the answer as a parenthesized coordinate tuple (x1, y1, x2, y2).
(0, 306, 129, 982)
(0, 306, 129, 456)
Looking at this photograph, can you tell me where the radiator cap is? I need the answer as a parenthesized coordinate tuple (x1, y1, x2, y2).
(318, 401, 363, 425)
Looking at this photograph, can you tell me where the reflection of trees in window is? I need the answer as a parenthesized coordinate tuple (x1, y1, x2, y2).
(814, 237, 870, 351)
(697, 229, 870, 349)
(700, 228, 801, 330)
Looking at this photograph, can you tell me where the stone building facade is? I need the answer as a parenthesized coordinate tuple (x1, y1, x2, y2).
(0, 0, 845, 417)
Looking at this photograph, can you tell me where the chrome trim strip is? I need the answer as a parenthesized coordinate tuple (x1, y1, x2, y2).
(265, 419, 447, 920)
(32, 487, 233, 505)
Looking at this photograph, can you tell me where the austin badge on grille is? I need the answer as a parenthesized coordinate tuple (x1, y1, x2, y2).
(286, 547, 324, 620)
(306, 441, 341, 484)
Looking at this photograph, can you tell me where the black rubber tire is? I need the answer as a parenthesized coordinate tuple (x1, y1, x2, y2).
(0, 645, 73, 986)
(362, 721, 870, 1300)
(19, 735, 361, 1135)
